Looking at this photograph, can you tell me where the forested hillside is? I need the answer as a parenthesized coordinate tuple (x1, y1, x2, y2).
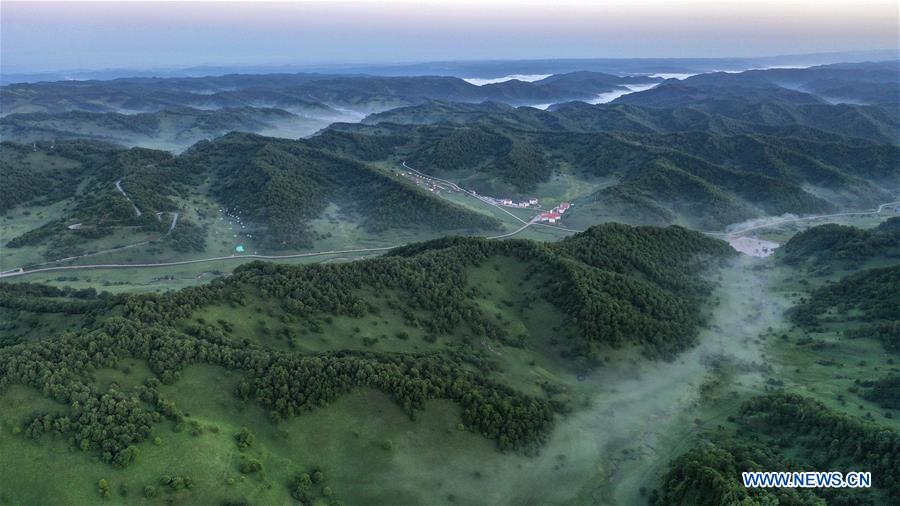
(1, 136, 500, 262)
(1, 141, 204, 260)
(364, 98, 899, 144)
(4, 62, 896, 240)
(790, 265, 900, 328)
(323, 105, 898, 228)
(185, 133, 501, 248)
(653, 393, 900, 505)
(0, 107, 328, 151)
(781, 220, 900, 363)
(667, 61, 900, 105)
(0, 71, 661, 117)
(779, 218, 900, 269)
(0, 224, 732, 503)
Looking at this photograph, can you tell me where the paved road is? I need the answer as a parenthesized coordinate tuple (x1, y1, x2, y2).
(1, 218, 540, 278)
(4, 168, 894, 281)
(487, 222, 534, 240)
(708, 201, 900, 238)
(0, 247, 399, 278)
(402, 161, 464, 192)
(403, 163, 585, 236)
(402, 161, 530, 225)
(0, 168, 544, 279)
(533, 222, 583, 233)
(24, 240, 153, 271)
(2, 211, 181, 277)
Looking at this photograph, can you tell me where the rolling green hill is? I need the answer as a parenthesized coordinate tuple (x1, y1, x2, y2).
(0, 224, 733, 504)
(185, 133, 501, 248)
(0, 71, 662, 117)
(0, 107, 330, 151)
(1, 136, 501, 265)
(790, 264, 900, 328)
(780, 220, 900, 358)
(653, 393, 900, 505)
(322, 108, 898, 229)
(778, 218, 900, 269)
(366, 98, 899, 144)
(673, 61, 900, 105)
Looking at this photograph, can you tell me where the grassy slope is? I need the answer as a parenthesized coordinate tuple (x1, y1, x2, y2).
(0, 262, 579, 505)
(0, 225, 733, 505)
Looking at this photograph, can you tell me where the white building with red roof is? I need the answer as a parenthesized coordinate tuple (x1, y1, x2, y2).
(540, 212, 561, 223)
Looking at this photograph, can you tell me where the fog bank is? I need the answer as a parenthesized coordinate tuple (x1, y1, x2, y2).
(463, 74, 553, 86)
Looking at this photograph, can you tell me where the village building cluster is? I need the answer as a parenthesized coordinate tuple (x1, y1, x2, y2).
(497, 198, 539, 208)
(399, 167, 541, 209)
(402, 170, 456, 194)
(399, 163, 576, 225)
(538, 201, 571, 223)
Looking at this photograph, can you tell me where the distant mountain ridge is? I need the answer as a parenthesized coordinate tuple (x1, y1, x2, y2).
(322, 87, 899, 229)
(5, 49, 895, 84)
(0, 107, 321, 151)
(616, 61, 900, 106)
(0, 71, 662, 117)
(2, 60, 897, 253)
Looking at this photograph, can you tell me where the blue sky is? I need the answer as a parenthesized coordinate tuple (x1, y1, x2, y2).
(2, 1, 898, 73)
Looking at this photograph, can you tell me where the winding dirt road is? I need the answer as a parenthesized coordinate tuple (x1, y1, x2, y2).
(115, 180, 142, 217)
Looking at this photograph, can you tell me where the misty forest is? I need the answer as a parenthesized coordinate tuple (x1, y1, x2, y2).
(0, 35, 899, 506)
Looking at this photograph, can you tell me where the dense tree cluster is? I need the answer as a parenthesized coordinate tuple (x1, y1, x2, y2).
(410, 126, 511, 173)
(190, 133, 500, 248)
(166, 219, 206, 252)
(846, 322, 900, 354)
(651, 438, 824, 506)
(787, 223, 900, 361)
(239, 350, 554, 450)
(123, 224, 731, 358)
(0, 141, 111, 213)
(583, 184, 675, 226)
(654, 392, 900, 504)
(790, 265, 900, 327)
(309, 130, 407, 161)
(779, 220, 900, 268)
(554, 223, 733, 294)
(24, 385, 154, 468)
(290, 467, 339, 505)
(0, 282, 113, 316)
(0, 313, 553, 460)
(859, 376, 900, 410)
(3, 142, 193, 251)
(0, 160, 74, 213)
(492, 142, 554, 192)
(739, 393, 900, 500)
